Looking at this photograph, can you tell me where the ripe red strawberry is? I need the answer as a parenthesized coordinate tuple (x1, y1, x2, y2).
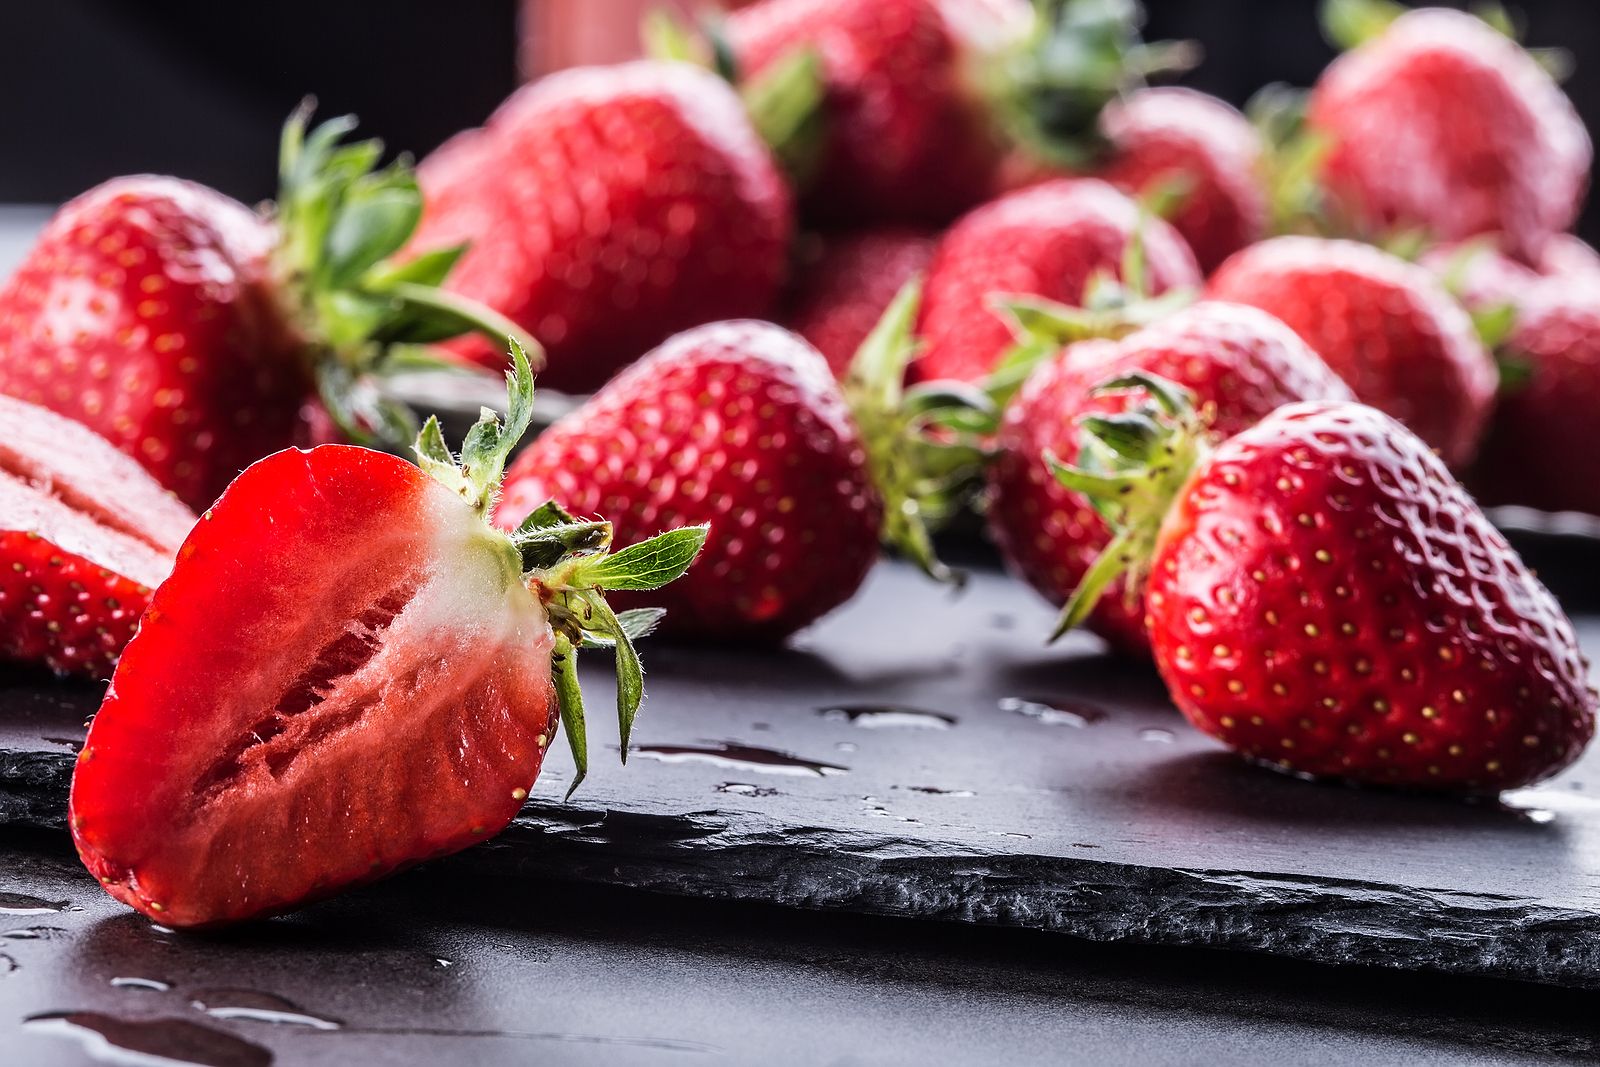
(497, 312, 982, 640)
(1095, 88, 1268, 274)
(987, 302, 1352, 653)
(1207, 236, 1496, 469)
(783, 228, 938, 375)
(69, 347, 707, 927)
(0, 109, 521, 512)
(1422, 233, 1600, 314)
(0, 394, 196, 676)
(411, 61, 793, 393)
(724, 0, 1182, 226)
(913, 178, 1201, 383)
(1470, 282, 1600, 516)
(1307, 5, 1590, 262)
(1057, 385, 1596, 789)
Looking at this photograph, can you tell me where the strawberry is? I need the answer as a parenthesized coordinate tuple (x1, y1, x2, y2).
(411, 61, 793, 394)
(68, 346, 707, 927)
(1095, 88, 1268, 275)
(782, 228, 938, 376)
(723, 0, 1183, 226)
(0, 108, 522, 512)
(913, 178, 1201, 383)
(1470, 282, 1600, 517)
(1422, 233, 1600, 314)
(497, 308, 983, 640)
(0, 394, 196, 676)
(1055, 381, 1596, 790)
(1306, 3, 1590, 262)
(1207, 236, 1497, 469)
(988, 302, 1353, 654)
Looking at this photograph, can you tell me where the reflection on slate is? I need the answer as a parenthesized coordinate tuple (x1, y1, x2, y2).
(2, 558, 1600, 989)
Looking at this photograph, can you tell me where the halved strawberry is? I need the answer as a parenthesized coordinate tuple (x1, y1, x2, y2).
(0, 395, 196, 676)
(68, 346, 706, 927)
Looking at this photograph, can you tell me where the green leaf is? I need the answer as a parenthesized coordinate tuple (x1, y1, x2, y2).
(516, 498, 582, 533)
(844, 277, 922, 411)
(575, 526, 709, 591)
(325, 180, 424, 288)
(640, 6, 705, 65)
(580, 594, 645, 757)
(1497, 352, 1534, 394)
(1471, 303, 1518, 351)
(513, 520, 613, 571)
(364, 245, 467, 291)
(579, 607, 667, 649)
(741, 46, 826, 183)
(551, 634, 588, 799)
(375, 281, 541, 355)
(1319, 0, 1406, 51)
(457, 340, 538, 509)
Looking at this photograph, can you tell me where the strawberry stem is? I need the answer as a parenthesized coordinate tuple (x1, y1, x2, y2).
(413, 345, 709, 796)
(1046, 370, 1211, 643)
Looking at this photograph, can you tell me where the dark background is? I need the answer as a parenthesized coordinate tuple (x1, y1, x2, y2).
(0, 0, 1595, 241)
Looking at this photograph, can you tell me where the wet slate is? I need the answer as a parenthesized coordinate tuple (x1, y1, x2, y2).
(4, 557, 1600, 989)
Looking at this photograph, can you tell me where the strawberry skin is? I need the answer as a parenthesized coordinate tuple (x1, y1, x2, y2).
(1096, 88, 1268, 275)
(414, 61, 794, 393)
(988, 302, 1352, 653)
(914, 179, 1201, 383)
(1471, 282, 1600, 516)
(729, 0, 1029, 226)
(1146, 401, 1596, 790)
(1208, 237, 1497, 469)
(0, 178, 305, 511)
(783, 228, 938, 376)
(1307, 7, 1590, 262)
(498, 321, 881, 640)
(0, 394, 196, 676)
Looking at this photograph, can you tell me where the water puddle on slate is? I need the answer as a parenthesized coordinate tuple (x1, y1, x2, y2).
(817, 705, 957, 730)
(899, 786, 977, 798)
(999, 696, 1108, 728)
(111, 976, 173, 992)
(24, 1012, 274, 1067)
(1139, 727, 1176, 744)
(715, 782, 781, 798)
(0, 890, 77, 916)
(190, 989, 343, 1030)
(633, 743, 848, 777)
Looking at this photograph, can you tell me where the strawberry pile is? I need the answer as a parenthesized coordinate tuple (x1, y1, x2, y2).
(0, 0, 1597, 927)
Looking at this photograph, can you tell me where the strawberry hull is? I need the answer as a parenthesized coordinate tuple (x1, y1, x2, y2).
(70, 446, 557, 927)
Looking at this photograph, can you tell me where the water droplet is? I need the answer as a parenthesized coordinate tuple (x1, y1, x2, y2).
(1139, 727, 1176, 743)
(991, 831, 1032, 840)
(42, 735, 84, 754)
(111, 977, 172, 992)
(24, 1011, 273, 1067)
(633, 743, 847, 777)
(835, 741, 857, 753)
(0, 891, 76, 916)
(433, 958, 454, 969)
(715, 782, 780, 798)
(1522, 809, 1556, 824)
(861, 797, 918, 823)
(2, 925, 68, 940)
(149, 923, 175, 935)
(818, 705, 956, 730)
(190, 989, 342, 1030)
(1000, 696, 1106, 728)
(899, 786, 976, 798)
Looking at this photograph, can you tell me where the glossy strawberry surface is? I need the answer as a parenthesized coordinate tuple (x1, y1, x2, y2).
(988, 302, 1352, 653)
(1208, 237, 1496, 469)
(914, 179, 1201, 383)
(498, 321, 880, 640)
(415, 61, 793, 393)
(1097, 88, 1268, 274)
(729, 0, 1029, 226)
(70, 444, 555, 927)
(0, 395, 196, 676)
(783, 228, 938, 375)
(1307, 8, 1590, 261)
(0, 178, 307, 510)
(1146, 401, 1596, 790)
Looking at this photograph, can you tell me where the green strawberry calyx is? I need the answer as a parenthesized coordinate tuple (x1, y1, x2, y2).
(1047, 370, 1212, 641)
(984, 220, 1197, 408)
(843, 281, 992, 585)
(413, 341, 709, 798)
(272, 101, 540, 452)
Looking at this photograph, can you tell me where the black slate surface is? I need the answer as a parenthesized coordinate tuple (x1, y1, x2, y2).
(10, 833, 1600, 1066)
(4, 550, 1600, 990)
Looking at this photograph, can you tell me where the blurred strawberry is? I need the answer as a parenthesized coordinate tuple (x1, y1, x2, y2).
(1307, 2, 1590, 262)
(783, 228, 938, 375)
(913, 178, 1200, 383)
(1208, 236, 1497, 468)
(412, 61, 793, 393)
(724, 0, 1188, 226)
(0, 107, 521, 511)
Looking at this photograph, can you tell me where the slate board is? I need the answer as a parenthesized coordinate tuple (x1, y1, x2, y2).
(4, 552, 1600, 989)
